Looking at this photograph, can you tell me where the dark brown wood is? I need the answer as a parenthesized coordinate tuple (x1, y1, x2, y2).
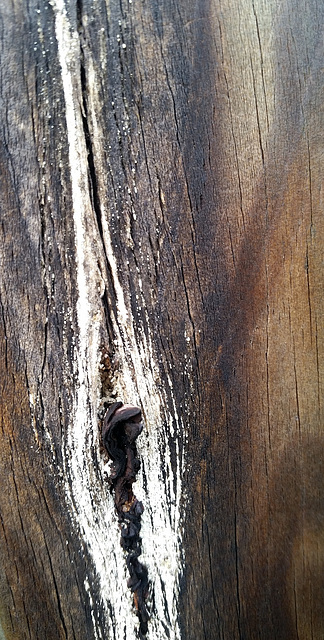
(0, 0, 323, 639)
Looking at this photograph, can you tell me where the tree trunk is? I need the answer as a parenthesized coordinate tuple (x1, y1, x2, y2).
(0, 0, 323, 639)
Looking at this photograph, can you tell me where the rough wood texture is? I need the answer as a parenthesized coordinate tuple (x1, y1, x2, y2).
(0, 0, 323, 639)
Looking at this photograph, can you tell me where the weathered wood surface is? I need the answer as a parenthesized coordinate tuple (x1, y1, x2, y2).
(0, 0, 323, 638)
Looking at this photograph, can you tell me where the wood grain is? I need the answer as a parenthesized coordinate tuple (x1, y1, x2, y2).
(0, 0, 323, 638)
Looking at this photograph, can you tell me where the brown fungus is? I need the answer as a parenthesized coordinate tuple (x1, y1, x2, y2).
(102, 402, 149, 636)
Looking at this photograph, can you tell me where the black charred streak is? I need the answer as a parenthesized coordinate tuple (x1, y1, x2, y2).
(102, 402, 149, 637)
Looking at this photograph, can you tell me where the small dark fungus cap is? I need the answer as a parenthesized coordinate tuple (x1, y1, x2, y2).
(102, 401, 143, 455)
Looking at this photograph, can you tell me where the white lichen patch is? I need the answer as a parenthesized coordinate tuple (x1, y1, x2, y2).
(53, 2, 135, 639)
(53, 2, 185, 639)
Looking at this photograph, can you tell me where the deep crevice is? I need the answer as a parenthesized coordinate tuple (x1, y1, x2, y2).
(102, 402, 150, 638)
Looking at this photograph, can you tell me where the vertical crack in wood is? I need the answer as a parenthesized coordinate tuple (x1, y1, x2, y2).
(76, 0, 104, 243)
(102, 402, 150, 637)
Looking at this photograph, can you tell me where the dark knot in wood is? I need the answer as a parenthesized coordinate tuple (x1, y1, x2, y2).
(102, 401, 149, 636)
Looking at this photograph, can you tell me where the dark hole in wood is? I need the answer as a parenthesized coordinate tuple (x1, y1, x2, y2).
(102, 401, 150, 637)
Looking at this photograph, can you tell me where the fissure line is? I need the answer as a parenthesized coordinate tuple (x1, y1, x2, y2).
(102, 401, 150, 637)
